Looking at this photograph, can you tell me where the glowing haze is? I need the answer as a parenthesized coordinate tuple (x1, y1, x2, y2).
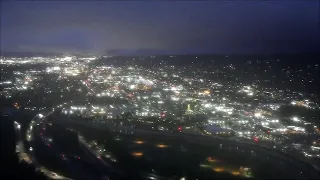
(1, 1, 319, 55)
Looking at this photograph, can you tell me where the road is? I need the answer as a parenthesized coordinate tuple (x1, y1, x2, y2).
(25, 112, 112, 180)
(15, 113, 71, 179)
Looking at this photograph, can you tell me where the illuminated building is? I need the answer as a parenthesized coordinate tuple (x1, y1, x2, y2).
(156, 144, 168, 148)
(132, 152, 143, 157)
(239, 166, 252, 177)
(187, 104, 191, 111)
(201, 157, 253, 178)
(134, 140, 144, 144)
(213, 168, 224, 172)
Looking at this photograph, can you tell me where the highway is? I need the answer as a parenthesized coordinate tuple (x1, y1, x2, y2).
(24, 112, 113, 180)
(78, 135, 112, 168)
(16, 113, 70, 179)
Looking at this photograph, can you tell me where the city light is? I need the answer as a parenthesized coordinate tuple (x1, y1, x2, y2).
(2, 53, 319, 174)
(132, 152, 143, 157)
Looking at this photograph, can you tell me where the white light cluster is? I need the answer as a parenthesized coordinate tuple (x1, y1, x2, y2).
(238, 120, 248, 124)
(268, 119, 279, 123)
(254, 113, 262, 118)
(129, 85, 136, 90)
(238, 131, 252, 135)
(171, 97, 180, 101)
(214, 105, 233, 113)
(60, 56, 72, 61)
(71, 106, 87, 110)
(291, 116, 300, 122)
(46, 66, 61, 73)
(0, 81, 12, 85)
(239, 86, 254, 96)
(203, 103, 212, 108)
(208, 120, 225, 124)
(268, 104, 280, 110)
(276, 128, 287, 132)
(288, 126, 305, 132)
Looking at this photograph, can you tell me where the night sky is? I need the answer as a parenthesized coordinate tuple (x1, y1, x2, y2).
(1, 1, 319, 55)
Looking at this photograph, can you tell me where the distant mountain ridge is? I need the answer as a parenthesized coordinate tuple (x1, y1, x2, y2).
(1, 49, 320, 58)
(0, 52, 62, 57)
(104, 49, 172, 56)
